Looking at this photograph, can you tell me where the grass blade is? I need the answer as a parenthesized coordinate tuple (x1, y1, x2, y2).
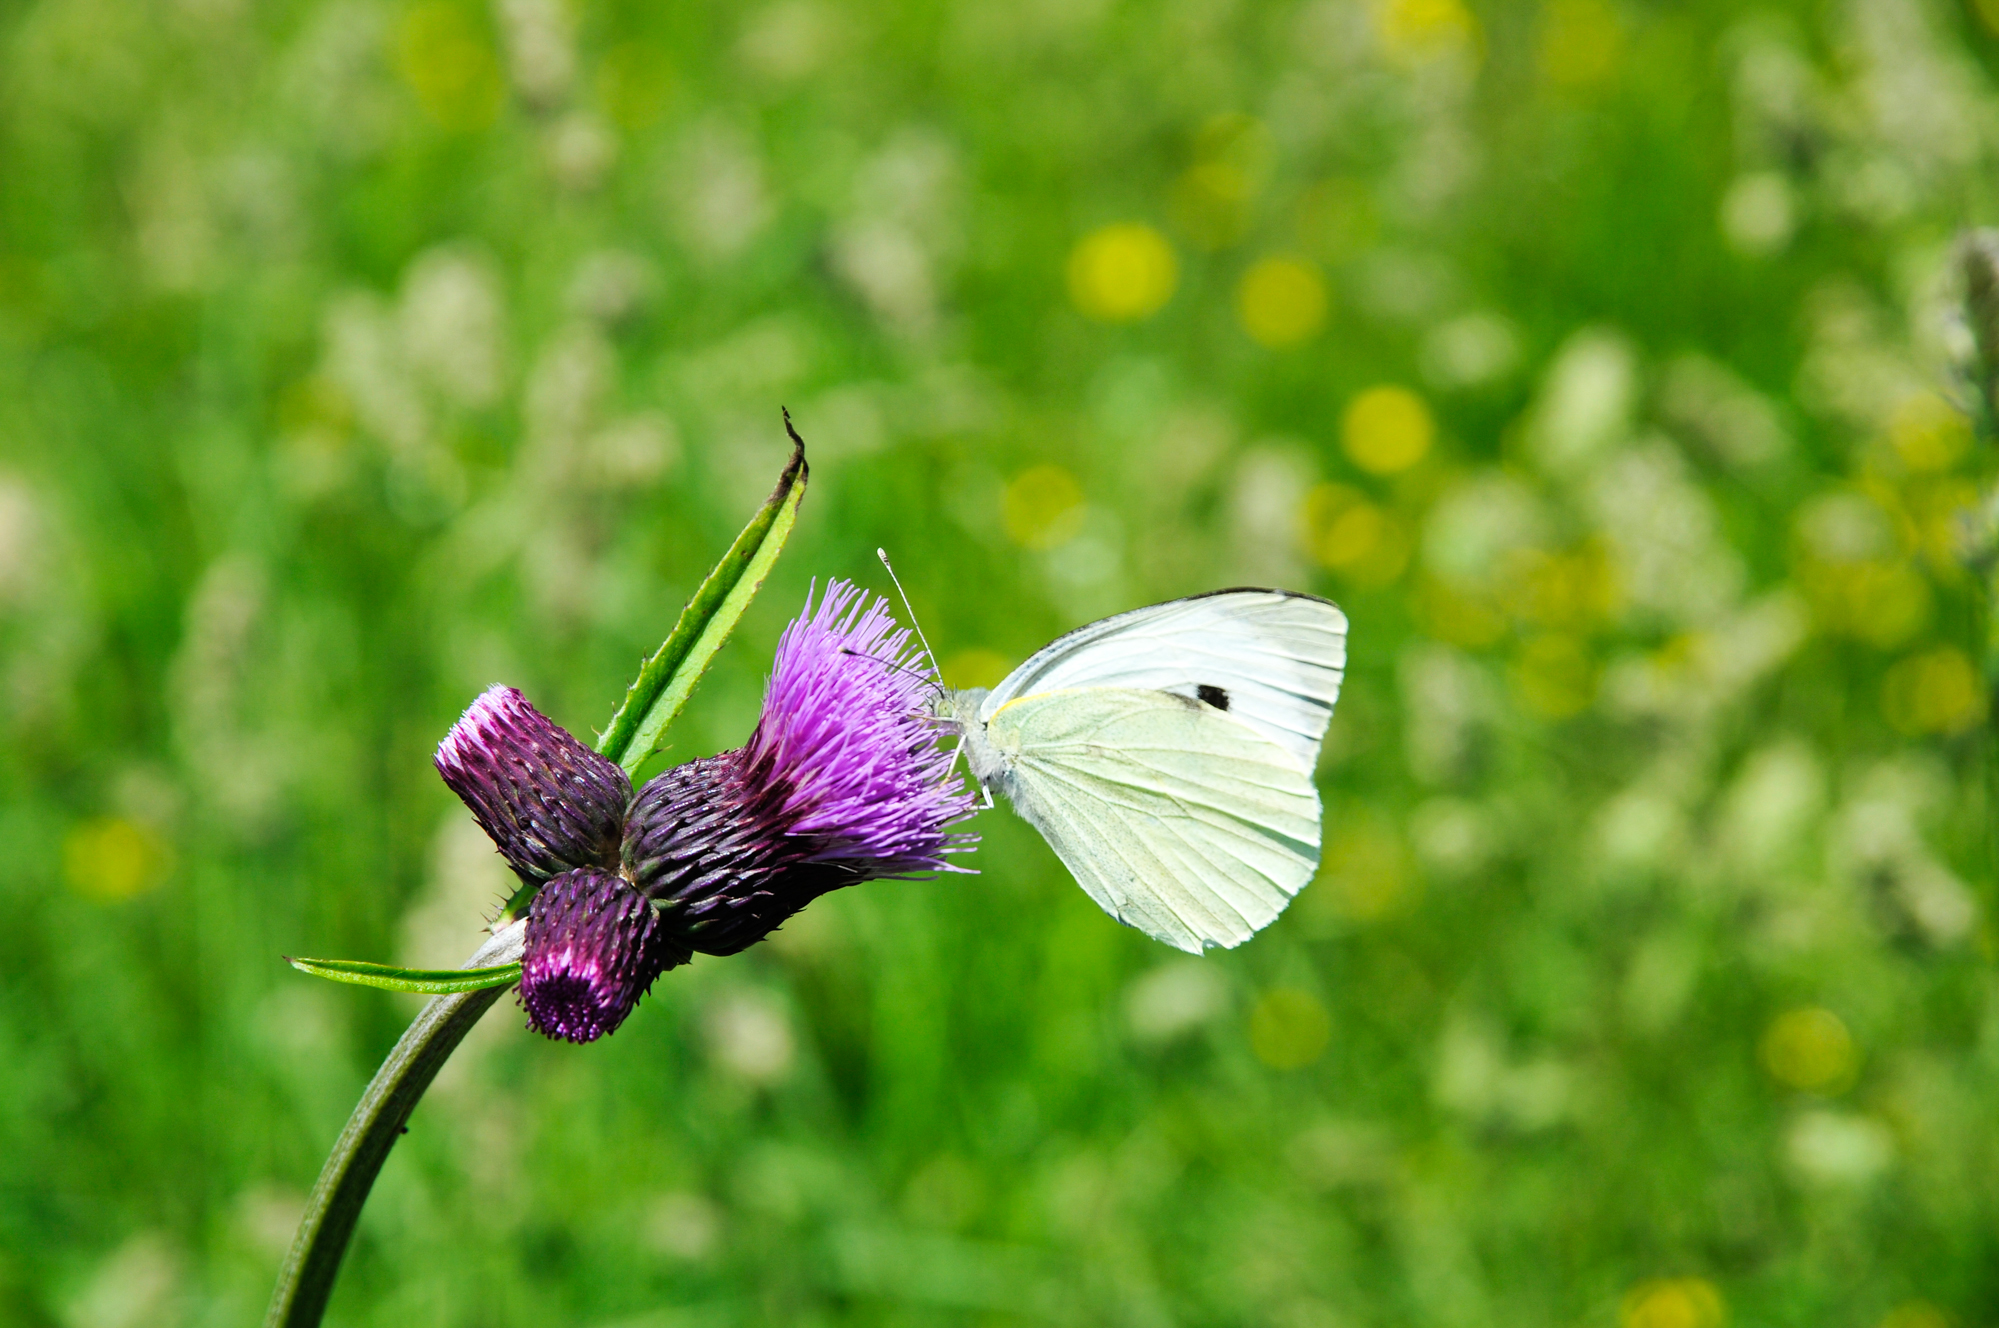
(596, 414, 808, 775)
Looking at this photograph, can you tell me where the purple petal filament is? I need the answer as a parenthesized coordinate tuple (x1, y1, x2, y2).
(749, 580, 976, 876)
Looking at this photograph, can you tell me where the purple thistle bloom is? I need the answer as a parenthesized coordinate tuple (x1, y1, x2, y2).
(434, 686, 629, 885)
(433, 581, 975, 1044)
(521, 867, 686, 1043)
(624, 580, 977, 954)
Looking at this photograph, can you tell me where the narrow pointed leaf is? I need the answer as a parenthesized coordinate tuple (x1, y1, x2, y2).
(287, 956, 524, 994)
(597, 418, 808, 775)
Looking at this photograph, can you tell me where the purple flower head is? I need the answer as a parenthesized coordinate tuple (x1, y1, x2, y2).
(435, 687, 662, 1042)
(434, 686, 629, 885)
(433, 583, 976, 1043)
(624, 580, 977, 954)
(520, 868, 687, 1043)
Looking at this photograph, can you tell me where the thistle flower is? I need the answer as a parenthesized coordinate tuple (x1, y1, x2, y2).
(432, 581, 976, 1043)
(624, 580, 979, 955)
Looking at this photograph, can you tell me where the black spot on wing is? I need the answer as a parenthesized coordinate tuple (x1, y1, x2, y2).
(1196, 684, 1230, 710)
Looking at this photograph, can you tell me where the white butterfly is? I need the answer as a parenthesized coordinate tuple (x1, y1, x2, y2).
(937, 588, 1349, 954)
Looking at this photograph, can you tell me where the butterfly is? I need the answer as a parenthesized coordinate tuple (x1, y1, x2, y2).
(935, 586, 1348, 954)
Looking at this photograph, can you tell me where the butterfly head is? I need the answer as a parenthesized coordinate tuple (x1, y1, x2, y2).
(933, 686, 987, 732)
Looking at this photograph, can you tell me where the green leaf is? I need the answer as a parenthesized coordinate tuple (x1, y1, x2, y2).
(596, 416, 809, 776)
(286, 956, 524, 994)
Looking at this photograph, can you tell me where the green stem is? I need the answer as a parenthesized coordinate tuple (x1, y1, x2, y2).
(264, 921, 526, 1328)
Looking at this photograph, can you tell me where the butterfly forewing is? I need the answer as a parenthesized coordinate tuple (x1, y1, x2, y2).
(978, 590, 1348, 775)
(986, 688, 1322, 953)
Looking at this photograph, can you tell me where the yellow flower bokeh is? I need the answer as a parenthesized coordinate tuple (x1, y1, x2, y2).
(1882, 646, 1986, 736)
(1171, 114, 1272, 251)
(1504, 542, 1619, 629)
(1236, 257, 1328, 348)
(1067, 224, 1179, 323)
(1760, 1007, 1859, 1094)
(1539, 0, 1622, 90)
(1888, 393, 1972, 472)
(63, 817, 173, 903)
(1621, 1279, 1726, 1328)
(1301, 483, 1412, 588)
(1377, 0, 1482, 64)
(397, 3, 505, 132)
(1342, 385, 1435, 474)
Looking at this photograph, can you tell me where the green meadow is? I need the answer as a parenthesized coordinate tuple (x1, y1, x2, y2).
(3, 0, 1997, 1324)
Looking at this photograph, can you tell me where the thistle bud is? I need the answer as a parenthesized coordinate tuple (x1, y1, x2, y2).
(520, 867, 686, 1043)
(434, 685, 630, 884)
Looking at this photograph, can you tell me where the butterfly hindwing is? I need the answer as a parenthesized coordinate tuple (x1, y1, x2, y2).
(984, 687, 1323, 953)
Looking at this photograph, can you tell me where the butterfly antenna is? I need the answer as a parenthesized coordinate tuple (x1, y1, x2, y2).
(877, 547, 942, 678)
(878, 548, 983, 799)
(840, 647, 943, 696)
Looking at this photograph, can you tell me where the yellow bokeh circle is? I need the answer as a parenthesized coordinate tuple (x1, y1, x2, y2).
(1540, 0, 1622, 90)
(1881, 646, 1985, 736)
(397, 3, 506, 132)
(1888, 393, 1971, 472)
(1236, 257, 1328, 348)
(1342, 385, 1435, 474)
(63, 817, 173, 903)
(1301, 483, 1411, 589)
(1760, 1007, 1858, 1094)
(1377, 0, 1482, 64)
(1067, 224, 1178, 323)
(1621, 1279, 1726, 1328)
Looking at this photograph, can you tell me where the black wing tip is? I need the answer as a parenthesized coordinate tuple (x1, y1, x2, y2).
(1178, 585, 1345, 612)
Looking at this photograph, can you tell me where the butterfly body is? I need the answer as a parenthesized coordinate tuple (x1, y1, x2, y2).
(939, 589, 1348, 954)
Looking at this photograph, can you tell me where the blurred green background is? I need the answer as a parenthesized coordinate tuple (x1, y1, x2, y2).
(5, 0, 1999, 1323)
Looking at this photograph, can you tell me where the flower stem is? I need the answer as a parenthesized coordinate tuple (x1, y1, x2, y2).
(264, 921, 526, 1328)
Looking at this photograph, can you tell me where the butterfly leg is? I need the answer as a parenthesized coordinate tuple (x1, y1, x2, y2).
(948, 735, 995, 809)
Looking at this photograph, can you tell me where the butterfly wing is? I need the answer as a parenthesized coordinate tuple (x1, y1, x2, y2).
(978, 590, 1347, 774)
(985, 688, 1323, 953)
